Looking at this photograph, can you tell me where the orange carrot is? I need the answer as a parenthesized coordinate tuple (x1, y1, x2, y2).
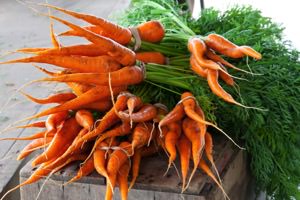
(117, 104, 157, 123)
(182, 117, 203, 191)
(43, 4, 132, 45)
(158, 103, 185, 135)
(38, 65, 145, 87)
(23, 86, 126, 121)
(0, 55, 121, 73)
(17, 137, 53, 160)
(177, 134, 191, 191)
(205, 33, 261, 59)
(67, 157, 95, 184)
(66, 82, 94, 96)
(129, 148, 142, 190)
(190, 55, 207, 78)
(48, 15, 136, 66)
(49, 22, 60, 48)
(188, 38, 221, 70)
(127, 96, 143, 119)
(117, 160, 131, 200)
(21, 92, 76, 104)
(77, 100, 112, 112)
(75, 109, 94, 130)
(45, 111, 69, 135)
(218, 64, 235, 86)
(36, 43, 106, 57)
(0, 131, 54, 141)
(165, 122, 181, 171)
(93, 141, 109, 180)
(31, 117, 81, 166)
(136, 52, 166, 64)
(136, 20, 165, 43)
(14, 121, 45, 129)
(131, 122, 153, 154)
(16, 47, 48, 53)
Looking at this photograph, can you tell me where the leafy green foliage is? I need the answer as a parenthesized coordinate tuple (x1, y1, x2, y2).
(119, 0, 300, 199)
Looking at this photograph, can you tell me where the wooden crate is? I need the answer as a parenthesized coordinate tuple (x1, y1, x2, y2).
(19, 135, 252, 200)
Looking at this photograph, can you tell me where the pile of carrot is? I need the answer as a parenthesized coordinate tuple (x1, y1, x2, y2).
(0, 4, 263, 200)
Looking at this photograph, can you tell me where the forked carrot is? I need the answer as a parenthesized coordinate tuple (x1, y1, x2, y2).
(131, 122, 153, 155)
(190, 55, 207, 78)
(45, 111, 69, 136)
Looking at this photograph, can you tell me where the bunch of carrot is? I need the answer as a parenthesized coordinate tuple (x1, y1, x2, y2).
(0, 3, 263, 200)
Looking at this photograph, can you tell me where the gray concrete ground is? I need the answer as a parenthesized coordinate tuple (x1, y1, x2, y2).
(0, 0, 129, 199)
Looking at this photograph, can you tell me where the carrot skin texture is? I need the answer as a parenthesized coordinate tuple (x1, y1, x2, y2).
(158, 103, 185, 131)
(136, 20, 165, 43)
(40, 66, 144, 87)
(68, 157, 95, 183)
(17, 137, 53, 160)
(131, 122, 153, 151)
(165, 122, 182, 168)
(75, 109, 94, 130)
(129, 148, 142, 190)
(117, 104, 157, 123)
(31, 117, 81, 166)
(177, 134, 191, 191)
(93, 142, 109, 178)
(190, 55, 207, 78)
(136, 52, 166, 64)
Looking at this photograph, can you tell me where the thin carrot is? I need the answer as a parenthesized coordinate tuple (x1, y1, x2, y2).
(42, 4, 132, 45)
(117, 160, 131, 200)
(218, 64, 235, 86)
(177, 134, 191, 192)
(205, 33, 262, 59)
(164, 122, 181, 172)
(16, 47, 48, 53)
(67, 157, 95, 184)
(14, 121, 45, 129)
(31, 117, 81, 166)
(37, 65, 145, 87)
(49, 22, 60, 48)
(21, 91, 76, 104)
(93, 141, 109, 177)
(136, 20, 165, 43)
(17, 137, 53, 160)
(129, 148, 142, 190)
(48, 15, 136, 66)
(198, 159, 229, 200)
(75, 109, 94, 130)
(158, 103, 185, 135)
(0, 55, 121, 73)
(76, 100, 112, 112)
(117, 104, 157, 123)
(106, 142, 132, 200)
(0, 131, 54, 141)
(21, 85, 126, 121)
(136, 52, 166, 64)
(190, 55, 207, 78)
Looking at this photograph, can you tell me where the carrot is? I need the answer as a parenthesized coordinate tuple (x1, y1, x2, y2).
(129, 148, 142, 190)
(17, 137, 53, 160)
(77, 100, 112, 112)
(53, 154, 89, 174)
(205, 33, 262, 59)
(218, 64, 235, 86)
(66, 82, 94, 96)
(136, 20, 165, 43)
(0, 55, 121, 73)
(205, 48, 251, 74)
(48, 15, 136, 66)
(136, 52, 166, 64)
(106, 142, 132, 200)
(177, 134, 191, 192)
(117, 104, 157, 123)
(45, 111, 69, 135)
(38, 65, 145, 87)
(67, 157, 95, 184)
(75, 109, 94, 130)
(91, 122, 131, 156)
(0, 131, 54, 141)
(164, 122, 181, 172)
(93, 141, 109, 177)
(59, 25, 104, 37)
(127, 96, 143, 120)
(117, 160, 131, 200)
(49, 22, 60, 48)
(31, 117, 81, 166)
(21, 91, 76, 104)
(16, 47, 48, 53)
(158, 103, 185, 135)
(198, 159, 229, 199)
(190, 55, 207, 78)
(22, 85, 126, 121)
(14, 121, 45, 129)
(182, 117, 203, 191)
(42, 4, 132, 45)
(36, 43, 106, 57)
(188, 38, 221, 70)
(131, 122, 153, 154)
